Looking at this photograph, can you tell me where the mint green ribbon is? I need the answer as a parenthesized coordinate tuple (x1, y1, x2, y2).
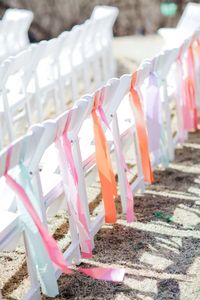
(17, 162, 59, 297)
(160, 127, 170, 167)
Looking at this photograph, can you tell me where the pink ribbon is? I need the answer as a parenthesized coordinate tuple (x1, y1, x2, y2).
(187, 45, 198, 130)
(177, 43, 198, 132)
(60, 132, 93, 258)
(97, 91, 135, 223)
(177, 56, 193, 131)
(4, 147, 72, 275)
(4, 143, 125, 283)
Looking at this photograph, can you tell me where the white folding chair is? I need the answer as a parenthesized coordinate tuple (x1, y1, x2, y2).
(158, 2, 200, 48)
(1, 8, 33, 55)
(29, 39, 62, 122)
(29, 109, 93, 267)
(0, 130, 47, 300)
(69, 22, 94, 96)
(91, 5, 119, 78)
(100, 76, 145, 214)
(0, 47, 33, 148)
(63, 82, 144, 240)
(150, 50, 179, 161)
(57, 30, 81, 104)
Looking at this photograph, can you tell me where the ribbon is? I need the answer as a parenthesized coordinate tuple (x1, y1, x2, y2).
(130, 73, 154, 184)
(98, 91, 135, 223)
(177, 56, 193, 131)
(92, 95, 117, 223)
(4, 146, 125, 289)
(187, 45, 198, 130)
(19, 162, 59, 297)
(197, 39, 200, 60)
(56, 133, 92, 258)
(55, 111, 92, 258)
(146, 72, 162, 153)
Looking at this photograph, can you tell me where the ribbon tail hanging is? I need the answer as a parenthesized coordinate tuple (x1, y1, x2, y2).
(98, 105, 135, 223)
(130, 73, 154, 184)
(57, 136, 92, 258)
(187, 46, 198, 130)
(92, 109, 117, 223)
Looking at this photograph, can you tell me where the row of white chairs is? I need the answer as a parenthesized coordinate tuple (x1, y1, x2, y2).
(1, 24, 200, 299)
(0, 5, 119, 150)
(0, 8, 33, 61)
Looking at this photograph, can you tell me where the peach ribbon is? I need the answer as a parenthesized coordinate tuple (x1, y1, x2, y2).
(92, 96, 117, 223)
(130, 73, 154, 184)
(97, 91, 135, 223)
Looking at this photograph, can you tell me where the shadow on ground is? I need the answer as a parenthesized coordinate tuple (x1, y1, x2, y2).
(2, 132, 200, 300)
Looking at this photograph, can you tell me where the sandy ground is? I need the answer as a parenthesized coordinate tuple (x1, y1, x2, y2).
(1, 35, 200, 300)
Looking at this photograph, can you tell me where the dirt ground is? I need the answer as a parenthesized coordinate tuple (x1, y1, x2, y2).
(1, 35, 200, 300)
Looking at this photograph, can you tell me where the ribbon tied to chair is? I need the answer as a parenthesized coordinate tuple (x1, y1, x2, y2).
(95, 90, 135, 223)
(4, 145, 125, 296)
(187, 44, 198, 130)
(55, 112, 93, 259)
(129, 72, 154, 184)
(177, 44, 198, 131)
(91, 94, 118, 223)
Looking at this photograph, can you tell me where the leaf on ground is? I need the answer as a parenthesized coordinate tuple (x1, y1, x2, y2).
(153, 211, 174, 223)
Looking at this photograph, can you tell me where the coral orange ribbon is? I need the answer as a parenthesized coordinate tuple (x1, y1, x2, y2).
(92, 96, 117, 223)
(97, 91, 135, 223)
(130, 73, 154, 184)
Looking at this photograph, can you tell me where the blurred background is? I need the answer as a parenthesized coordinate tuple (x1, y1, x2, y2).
(0, 0, 198, 41)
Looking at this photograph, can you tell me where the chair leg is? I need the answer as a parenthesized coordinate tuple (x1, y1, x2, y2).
(58, 78, 66, 111)
(112, 115, 128, 214)
(53, 88, 60, 115)
(83, 62, 90, 93)
(132, 128, 145, 193)
(23, 232, 41, 300)
(25, 99, 32, 127)
(5, 108, 14, 142)
(163, 82, 174, 161)
(0, 119, 4, 150)
(71, 71, 79, 102)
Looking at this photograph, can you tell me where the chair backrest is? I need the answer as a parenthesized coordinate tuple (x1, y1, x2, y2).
(3, 48, 33, 90)
(177, 2, 200, 35)
(2, 9, 33, 54)
(91, 5, 119, 27)
(0, 128, 43, 179)
(29, 107, 86, 263)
